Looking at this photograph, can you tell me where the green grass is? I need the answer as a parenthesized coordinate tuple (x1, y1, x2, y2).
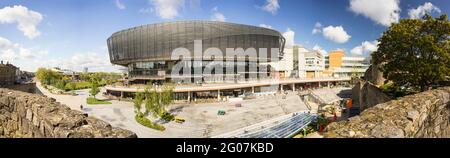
(86, 97, 112, 105)
(75, 81, 92, 89)
(74, 81, 107, 90)
(135, 113, 165, 131)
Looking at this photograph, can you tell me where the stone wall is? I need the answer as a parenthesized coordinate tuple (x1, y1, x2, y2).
(363, 64, 386, 86)
(5, 83, 38, 94)
(0, 88, 137, 138)
(325, 87, 450, 138)
(352, 80, 392, 111)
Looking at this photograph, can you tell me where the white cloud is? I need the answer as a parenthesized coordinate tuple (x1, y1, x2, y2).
(0, 5, 43, 39)
(350, 40, 379, 55)
(42, 51, 119, 72)
(259, 24, 273, 29)
(1, 40, 118, 72)
(282, 28, 295, 48)
(349, 0, 400, 26)
(313, 44, 327, 55)
(262, 0, 280, 15)
(210, 7, 226, 22)
(312, 22, 322, 34)
(150, 0, 185, 19)
(115, 0, 126, 10)
(322, 25, 351, 44)
(0, 36, 47, 62)
(408, 2, 441, 19)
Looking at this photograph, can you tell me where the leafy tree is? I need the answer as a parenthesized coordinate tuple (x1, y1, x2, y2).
(144, 90, 159, 117)
(65, 82, 77, 94)
(55, 79, 66, 90)
(133, 92, 145, 113)
(140, 83, 174, 120)
(36, 68, 50, 85)
(36, 68, 62, 85)
(89, 80, 100, 99)
(372, 14, 450, 92)
(160, 84, 174, 114)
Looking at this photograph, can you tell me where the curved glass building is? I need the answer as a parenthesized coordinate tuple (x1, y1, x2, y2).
(107, 21, 285, 84)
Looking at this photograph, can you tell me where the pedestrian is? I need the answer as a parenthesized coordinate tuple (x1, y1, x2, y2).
(80, 104, 83, 110)
(333, 112, 337, 122)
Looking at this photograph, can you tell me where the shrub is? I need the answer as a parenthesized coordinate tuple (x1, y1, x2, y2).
(75, 81, 91, 89)
(135, 113, 165, 131)
(161, 111, 175, 122)
(86, 97, 112, 105)
(55, 79, 66, 90)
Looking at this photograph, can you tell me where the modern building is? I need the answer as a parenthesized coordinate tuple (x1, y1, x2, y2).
(105, 21, 351, 101)
(270, 45, 325, 79)
(304, 50, 325, 78)
(0, 61, 19, 87)
(324, 50, 370, 78)
(107, 21, 286, 84)
(268, 46, 294, 79)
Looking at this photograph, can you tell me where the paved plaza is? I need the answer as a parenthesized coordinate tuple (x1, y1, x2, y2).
(36, 82, 349, 138)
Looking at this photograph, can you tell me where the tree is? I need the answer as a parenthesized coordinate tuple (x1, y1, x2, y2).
(36, 68, 50, 85)
(36, 68, 62, 86)
(144, 90, 159, 117)
(89, 80, 100, 99)
(133, 92, 145, 113)
(372, 14, 450, 92)
(139, 83, 175, 120)
(55, 79, 66, 90)
(65, 82, 77, 94)
(160, 84, 174, 114)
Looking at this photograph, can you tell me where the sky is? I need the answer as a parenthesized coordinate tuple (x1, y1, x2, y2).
(0, 0, 448, 72)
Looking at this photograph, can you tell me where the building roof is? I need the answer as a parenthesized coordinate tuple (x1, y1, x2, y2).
(107, 21, 286, 65)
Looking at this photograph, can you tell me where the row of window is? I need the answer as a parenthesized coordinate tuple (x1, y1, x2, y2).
(128, 60, 263, 77)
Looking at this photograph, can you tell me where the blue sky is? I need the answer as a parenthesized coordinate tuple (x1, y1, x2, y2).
(0, 0, 448, 72)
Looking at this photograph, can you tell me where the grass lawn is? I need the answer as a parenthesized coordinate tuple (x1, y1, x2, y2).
(75, 81, 91, 90)
(73, 81, 108, 90)
(86, 97, 112, 105)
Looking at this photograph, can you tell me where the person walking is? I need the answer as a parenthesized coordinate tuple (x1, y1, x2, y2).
(80, 104, 84, 110)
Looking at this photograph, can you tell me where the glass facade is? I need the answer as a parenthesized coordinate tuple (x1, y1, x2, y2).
(107, 21, 286, 83)
(127, 60, 261, 83)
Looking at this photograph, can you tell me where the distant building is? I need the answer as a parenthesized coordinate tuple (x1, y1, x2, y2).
(83, 67, 88, 73)
(51, 67, 80, 80)
(304, 50, 325, 79)
(0, 61, 19, 87)
(270, 45, 325, 79)
(324, 50, 370, 78)
(269, 46, 294, 79)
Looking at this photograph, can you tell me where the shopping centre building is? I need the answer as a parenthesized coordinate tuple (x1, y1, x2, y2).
(107, 20, 285, 84)
(105, 21, 351, 101)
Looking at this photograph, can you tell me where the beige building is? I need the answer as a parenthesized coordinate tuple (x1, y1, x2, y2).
(304, 50, 325, 78)
(269, 45, 327, 79)
(0, 61, 18, 87)
(324, 50, 370, 78)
